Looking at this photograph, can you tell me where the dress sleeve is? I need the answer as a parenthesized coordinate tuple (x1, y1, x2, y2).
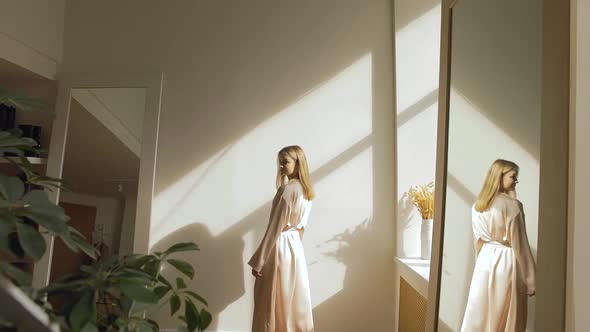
(247, 193, 291, 273)
(294, 200, 311, 229)
(471, 208, 485, 256)
(474, 237, 484, 257)
(509, 204, 536, 294)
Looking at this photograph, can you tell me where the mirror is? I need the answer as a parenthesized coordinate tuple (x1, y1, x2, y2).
(31, 73, 163, 288)
(437, 0, 542, 330)
(48, 87, 146, 294)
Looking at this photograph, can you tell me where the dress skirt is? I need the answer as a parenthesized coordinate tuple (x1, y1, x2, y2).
(252, 229, 314, 332)
(461, 242, 528, 332)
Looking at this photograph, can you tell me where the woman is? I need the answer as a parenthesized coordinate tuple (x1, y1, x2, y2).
(461, 159, 536, 332)
(248, 145, 315, 332)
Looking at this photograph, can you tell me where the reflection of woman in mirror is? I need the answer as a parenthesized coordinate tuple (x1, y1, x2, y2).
(248, 145, 315, 332)
(461, 159, 536, 332)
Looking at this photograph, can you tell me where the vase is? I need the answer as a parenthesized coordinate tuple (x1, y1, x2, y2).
(421, 218, 433, 260)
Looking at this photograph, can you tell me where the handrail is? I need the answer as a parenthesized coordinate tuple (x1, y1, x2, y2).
(0, 275, 60, 332)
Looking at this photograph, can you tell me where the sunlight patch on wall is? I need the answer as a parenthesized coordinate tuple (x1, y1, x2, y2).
(395, 4, 441, 113)
(307, 145, 373, 306)
(150, 53, 373, 246)
(395, 3, 441, 257)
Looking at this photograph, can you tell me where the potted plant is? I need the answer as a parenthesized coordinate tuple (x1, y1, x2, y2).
(0, 86, 211, 332)
(404, 181, 435, 260)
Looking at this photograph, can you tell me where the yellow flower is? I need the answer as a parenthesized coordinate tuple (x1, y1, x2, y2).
(403, 181, 435, 219)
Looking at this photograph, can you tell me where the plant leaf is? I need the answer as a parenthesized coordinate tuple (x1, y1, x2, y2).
(0, 148, 24, 156)
(59, 233, 97, 259)
(184, 299, 200, 332)
(170, 294, 181, 316)
(79, 265, 97, 275)
(158, 275, 173, 289)
(0, 213, 17, 254)
(142, 257, 160, 276)
(115, 267, 154, 280)
(80, 322, 98, 332)
(0, 233, 11, 254)
(40, 278, 89, 294)
(0, 87, 48, 112)
(0, 213, 16, 235)
(199, 308, 212, 331)
(0, 136, 35, 149)
(0, 262, 32, 286)
(21, 190, 69, 234)
(129, 301, 151, 315)
(166, 259, 194, 279)
(125, 254, 153, 269)
(69, 291, 95, 331)
(119, 282, 158, 303)
(15, 221, 46, 260)
(99, 254, 120, 269)
(119, 295, 133, 314)
(176, 277, 187, 289)
(154, 285, 170, 299)
(183, 291, 208, 306)
(163, 242, 199, 256)
(71, 234, 97, 259)
(0, 175, 24, 202)
(146, 319, 159, 332)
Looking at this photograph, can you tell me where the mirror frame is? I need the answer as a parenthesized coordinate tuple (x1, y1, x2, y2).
(32, 72, 164, 287)
(426, 0, 570, 330)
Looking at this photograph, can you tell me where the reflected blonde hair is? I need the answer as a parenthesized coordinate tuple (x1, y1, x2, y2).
(275, 145, 315, 200)
(474, 159, 519, 212)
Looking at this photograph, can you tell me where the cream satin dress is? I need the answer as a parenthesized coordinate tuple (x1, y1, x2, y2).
(461, 193, 536, 332)
(248, 178, 314, 332)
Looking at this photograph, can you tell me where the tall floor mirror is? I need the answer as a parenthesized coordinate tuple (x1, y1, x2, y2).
(32, 73, 163, 288)
(427, 0, 569, 331)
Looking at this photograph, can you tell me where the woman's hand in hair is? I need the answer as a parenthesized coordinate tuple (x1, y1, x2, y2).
(298, 227, 305, 239)
(251, 268, 262, 278)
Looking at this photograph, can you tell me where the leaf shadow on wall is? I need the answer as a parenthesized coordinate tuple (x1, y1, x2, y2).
(312, 217, 395, 331)
(150, 221, 249, 331)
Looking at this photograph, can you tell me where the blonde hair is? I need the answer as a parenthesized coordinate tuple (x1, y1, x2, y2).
(474, 159, 519, 212)
(275, 145, 315, 200)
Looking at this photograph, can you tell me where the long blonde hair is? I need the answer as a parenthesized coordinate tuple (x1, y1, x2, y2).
(474, 159, 519, 212)
(275, 145, 315, 200)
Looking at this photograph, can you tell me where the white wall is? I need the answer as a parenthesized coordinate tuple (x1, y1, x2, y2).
(59, 191, 123, 254)
(0, 0, 65, 78)
(437, 0, 541, 330)
(394, 0, 441, 258)
(567, 0, 590, 330)
(62, 1, 396, 331)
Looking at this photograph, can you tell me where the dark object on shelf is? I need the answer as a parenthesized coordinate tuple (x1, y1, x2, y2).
(18, 125, 42, 157)
(0, 103, 16, 130)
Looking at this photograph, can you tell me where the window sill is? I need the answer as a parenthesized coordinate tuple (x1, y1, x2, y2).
(395, 257, 430, 297)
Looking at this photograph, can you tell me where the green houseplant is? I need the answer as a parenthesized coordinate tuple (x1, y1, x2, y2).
(0, 86, 211, 332)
